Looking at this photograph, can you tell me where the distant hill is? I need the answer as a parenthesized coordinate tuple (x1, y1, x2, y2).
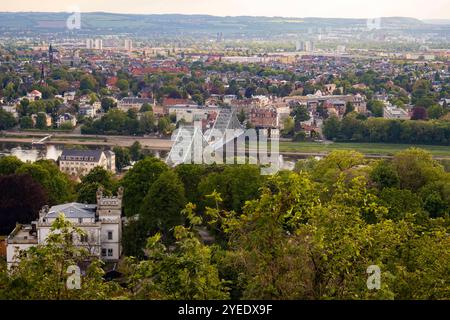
(0, 12, 442, 38)
(423, 19, 450, 25)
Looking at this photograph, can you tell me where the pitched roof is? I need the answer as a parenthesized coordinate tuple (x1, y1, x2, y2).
(60, 149, 104, 162)
(46, 203, 97, 219)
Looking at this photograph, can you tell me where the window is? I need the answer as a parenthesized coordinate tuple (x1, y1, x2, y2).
(80, 234, 88, 243)
(107, 231, 113, 240)
(101, 248, 107, 257)
(108, 249, 113, 257)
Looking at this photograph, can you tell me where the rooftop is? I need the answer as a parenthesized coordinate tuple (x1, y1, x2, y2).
(60, 149, 104, 162)
(45, 203, 97, 219)
(7, 224, 38, 244)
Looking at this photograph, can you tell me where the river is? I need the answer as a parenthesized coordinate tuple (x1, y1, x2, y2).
(0, 142, 302, 171)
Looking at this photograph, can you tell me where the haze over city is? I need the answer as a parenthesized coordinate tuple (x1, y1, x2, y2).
(0, 0, 449, 309)
(1, 0, 449, 20)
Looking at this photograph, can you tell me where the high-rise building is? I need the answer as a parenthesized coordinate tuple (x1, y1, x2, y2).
(295, 40, 314, 52)
(304, 40, 315, 52)
(94, 39, 103, 50)
(216, 32, 223, 42)
(124, 39, 133, 51)
(86, 39, 103, 50)
(86, 39, 95, 49)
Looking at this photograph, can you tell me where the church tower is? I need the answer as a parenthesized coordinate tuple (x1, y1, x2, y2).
(49, 44, 53, 67)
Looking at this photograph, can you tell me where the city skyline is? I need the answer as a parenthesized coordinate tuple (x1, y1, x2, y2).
(0, 0, 449, 20)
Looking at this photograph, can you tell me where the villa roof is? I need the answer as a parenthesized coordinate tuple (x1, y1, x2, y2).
(46, 203, 97, 219)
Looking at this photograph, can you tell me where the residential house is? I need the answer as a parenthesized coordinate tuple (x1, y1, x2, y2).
(169, 105, 218, 123)
(6, 187, 123, 268)
(79, 104, 97, 118)
(27, 90, 42, 101)
(384, 104, 410, 120)
(118, 97, 153, 112)
(56, 113, 77, 128)
(1, 104, 19, 118)
(59, 149, 116, 176)
(250, 107, 278, 129)
(31, 112, 52, 127)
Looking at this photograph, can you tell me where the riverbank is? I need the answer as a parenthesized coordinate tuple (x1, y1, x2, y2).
(279, 141, 450, 158)
(2, 131, 449, 159)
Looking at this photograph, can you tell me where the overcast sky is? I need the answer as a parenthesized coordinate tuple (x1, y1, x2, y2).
(1, 0, 449, 20)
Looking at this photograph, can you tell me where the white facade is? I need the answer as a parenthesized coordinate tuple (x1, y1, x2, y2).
(124, 39, 133, 51)
(6, 188, 123, 267)
(59, 149, 116, 176)
(384, 104, 410, 120)
(169, 106, 218, 123)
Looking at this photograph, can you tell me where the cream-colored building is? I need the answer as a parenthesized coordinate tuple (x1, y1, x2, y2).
(59, 149, 116, 176)
(6, 188, 123, 268)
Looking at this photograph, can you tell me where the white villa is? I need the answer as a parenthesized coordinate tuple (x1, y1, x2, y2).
(6, 187, 123, 268)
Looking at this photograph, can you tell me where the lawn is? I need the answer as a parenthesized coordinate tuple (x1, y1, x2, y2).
(278, 142, 450, 157)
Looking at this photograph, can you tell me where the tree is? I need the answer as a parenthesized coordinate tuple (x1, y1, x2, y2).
(379, 188, 423, 221)
(293, 130, 307, 142)
(35, 113, 48, 130)
(79, 75, 97, 92)
(281, 116, 295, 138)
(0, 109, 17, 130)
(322, 115, 341, 140)
(101, 97, 117, 112)
(16, 160, 75, 205)
(344, 102, 355, 115)
(20, 116, 33, 129)
(237, 109, 246, 124)
(291, 104, 310, 131)
(198, 165, 264, 214)
(139, 170, 186, 243)
(0, 156, 23, 175)
(140, 103, 153, 113)
(0, 174, 48, 235)
(192, 93, 204, 106)
(370, 160, 400, 190)
(0, 215, 123, 299)
(129, 141, 143, 162)
(76, 167, 115, 204)
(117, 79, 130, 92)
(123, 208, 229, 300)
(411, 107, 428, 121)
(311, 150, 365, 185)
(113, 147, 131, 172)
(419, 180, 450, 218)
(207, 169, 450, 300)
(392, 148, 443, 191)
(121, 157, 168, 217)
(367, 100, 384, 117)
(122, 218, 151, 259)
(174, 164, 208, 204)
(139, 111, 156, 134)
(428, 105, 444, 120)
(158, 117, 172, 135)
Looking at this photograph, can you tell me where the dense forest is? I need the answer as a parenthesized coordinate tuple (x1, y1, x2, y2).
(0, 148, 449, 299)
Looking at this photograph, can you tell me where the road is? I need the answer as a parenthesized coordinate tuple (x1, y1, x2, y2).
(0, 130, 174, 150)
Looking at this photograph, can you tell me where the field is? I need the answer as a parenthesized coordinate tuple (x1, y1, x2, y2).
(278, 141, 450, 158)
